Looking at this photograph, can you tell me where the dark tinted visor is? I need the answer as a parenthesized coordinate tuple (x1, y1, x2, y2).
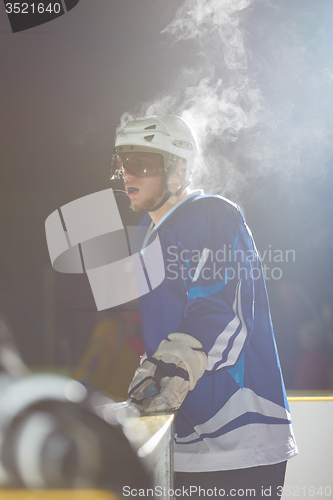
(111, 151, 164, 178)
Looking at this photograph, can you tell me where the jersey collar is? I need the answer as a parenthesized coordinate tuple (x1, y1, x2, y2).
(140, 190, 203, 255)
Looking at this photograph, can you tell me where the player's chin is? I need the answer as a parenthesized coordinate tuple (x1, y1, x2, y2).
(129, 200, 143, 212)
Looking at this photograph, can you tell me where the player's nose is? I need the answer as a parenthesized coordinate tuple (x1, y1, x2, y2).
(124, 170, 137, 181)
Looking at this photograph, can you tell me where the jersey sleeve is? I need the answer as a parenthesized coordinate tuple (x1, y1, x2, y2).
(170, 199, 259, 373)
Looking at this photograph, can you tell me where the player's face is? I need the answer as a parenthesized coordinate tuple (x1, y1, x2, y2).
(122, 152, 166, 212)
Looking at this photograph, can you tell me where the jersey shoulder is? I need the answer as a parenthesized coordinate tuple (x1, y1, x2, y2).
(170, 193, 244, 229)
(186, 193, 244, 220)
(162, 193, 245, 246)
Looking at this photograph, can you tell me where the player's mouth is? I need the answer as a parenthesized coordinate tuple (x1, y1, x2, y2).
(127, 187, 139, 197)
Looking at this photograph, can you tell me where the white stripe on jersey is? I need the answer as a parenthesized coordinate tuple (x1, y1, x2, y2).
(192, 247, 212, 282)
(176, 387, 291, 444)
(174, 421, 297, 472)
(206, 280, 247, 371)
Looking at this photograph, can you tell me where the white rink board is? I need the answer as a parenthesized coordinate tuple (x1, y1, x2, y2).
(282, 399, 333, 499)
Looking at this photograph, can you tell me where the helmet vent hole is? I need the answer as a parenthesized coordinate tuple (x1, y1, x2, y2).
(144, 125, 156, 130)
(173, 140, 193, 151)
(144, 135, 155, 142)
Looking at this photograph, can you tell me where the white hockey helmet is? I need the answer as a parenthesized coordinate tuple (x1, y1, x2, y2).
(111, 115, 198, 180)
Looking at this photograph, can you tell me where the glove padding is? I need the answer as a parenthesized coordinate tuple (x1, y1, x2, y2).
(128, 332, 207, 413)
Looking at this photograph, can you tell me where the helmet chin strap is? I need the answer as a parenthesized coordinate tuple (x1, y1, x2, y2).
(148, 179, 190, 212)
(148, 192, 171, 212)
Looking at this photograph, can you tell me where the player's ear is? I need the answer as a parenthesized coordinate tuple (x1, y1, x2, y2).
(167, 159, 186, 193)
(175, 158, 186, 178)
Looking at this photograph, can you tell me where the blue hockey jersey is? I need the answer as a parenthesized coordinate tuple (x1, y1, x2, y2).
(131, 191, 298, 472)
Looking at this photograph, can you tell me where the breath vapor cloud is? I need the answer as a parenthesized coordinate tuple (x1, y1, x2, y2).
(117, 0, 333, 206)
(118, 0, 263, 197)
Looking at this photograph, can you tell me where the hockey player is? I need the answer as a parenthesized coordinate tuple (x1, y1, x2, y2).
(110, 115, 298, 498)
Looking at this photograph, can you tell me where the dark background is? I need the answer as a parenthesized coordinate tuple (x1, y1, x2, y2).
(1, 0, 333, 390)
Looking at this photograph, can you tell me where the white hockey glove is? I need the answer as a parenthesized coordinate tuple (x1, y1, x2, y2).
(139, 352, 147, 365)
(128, 333, 207, 413)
